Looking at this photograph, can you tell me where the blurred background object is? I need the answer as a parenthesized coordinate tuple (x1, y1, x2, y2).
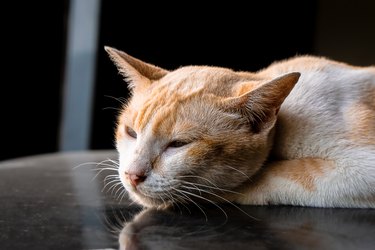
(1, 0, 374, 160)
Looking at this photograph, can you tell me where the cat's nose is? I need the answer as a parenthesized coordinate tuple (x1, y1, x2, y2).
(125, 172, 147, 187)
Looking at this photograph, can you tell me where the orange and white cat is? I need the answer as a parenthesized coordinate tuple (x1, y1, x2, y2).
(105, 47, 375, 208)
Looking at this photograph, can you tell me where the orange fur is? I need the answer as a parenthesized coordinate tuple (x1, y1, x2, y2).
(345, 102, 375, 145)
(253, 158, 335, 191)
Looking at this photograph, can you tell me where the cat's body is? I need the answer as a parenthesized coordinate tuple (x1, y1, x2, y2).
(237, 57, 375, 207)
(106, 47, 375, 208)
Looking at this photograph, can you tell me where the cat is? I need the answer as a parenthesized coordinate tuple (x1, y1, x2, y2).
(105, 46, 375, 209)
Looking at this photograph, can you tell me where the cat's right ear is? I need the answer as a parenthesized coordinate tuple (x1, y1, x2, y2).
(104, 46, 169, 90)
(222, 72, 300, 133)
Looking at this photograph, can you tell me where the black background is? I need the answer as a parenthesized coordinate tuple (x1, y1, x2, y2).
(1, 1, 374, 160)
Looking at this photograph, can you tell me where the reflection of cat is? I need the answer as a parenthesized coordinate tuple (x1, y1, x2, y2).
(106, 47, 375, 208)
(118, 207, 375, 249)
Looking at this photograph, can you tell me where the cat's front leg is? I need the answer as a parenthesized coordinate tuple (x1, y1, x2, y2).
(235, 158, 374, 208)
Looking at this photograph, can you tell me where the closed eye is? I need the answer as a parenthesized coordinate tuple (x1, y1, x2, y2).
(125, 126, 137, 139)
(168, 140, 190, 148)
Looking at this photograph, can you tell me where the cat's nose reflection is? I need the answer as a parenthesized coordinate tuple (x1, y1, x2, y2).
(118, 206, 239, 250)
(113, 205, 374, 250)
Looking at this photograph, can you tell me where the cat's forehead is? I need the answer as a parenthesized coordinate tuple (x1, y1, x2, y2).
(163, 66, 237, 85)
(150, 66, 242, 97)
(125, 70, 212, 130)
(125, 66, 243, 132)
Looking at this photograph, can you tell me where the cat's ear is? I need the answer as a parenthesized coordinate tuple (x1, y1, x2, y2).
(223, 72, 300, 132)
(104, 46, 169, 90)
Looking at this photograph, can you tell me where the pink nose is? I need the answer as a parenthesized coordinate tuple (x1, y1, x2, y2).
(126, 172, 147, 187)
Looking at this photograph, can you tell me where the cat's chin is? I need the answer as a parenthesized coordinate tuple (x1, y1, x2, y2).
(128, 189, 173, 209)
(136, 198, 173, 209)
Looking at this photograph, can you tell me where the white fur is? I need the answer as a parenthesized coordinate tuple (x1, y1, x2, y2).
(237, 57, 375, 208)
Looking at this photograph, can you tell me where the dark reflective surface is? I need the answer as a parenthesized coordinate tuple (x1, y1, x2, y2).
(117, 206, 375, 250)
(0, 151, 374, 250)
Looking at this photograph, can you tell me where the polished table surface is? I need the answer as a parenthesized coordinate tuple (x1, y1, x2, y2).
(0, 151, 374, 250)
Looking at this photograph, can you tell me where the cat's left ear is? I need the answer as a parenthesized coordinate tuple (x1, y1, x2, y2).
(223, 72, 300, 132)
(105, 46, 169, 90)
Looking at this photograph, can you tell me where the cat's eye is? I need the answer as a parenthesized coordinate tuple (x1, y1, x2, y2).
(125, 126, 137, 139)
(168, 140, 190, 148)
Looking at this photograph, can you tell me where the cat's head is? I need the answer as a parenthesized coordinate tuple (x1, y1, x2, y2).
(106, 47, 299, 208)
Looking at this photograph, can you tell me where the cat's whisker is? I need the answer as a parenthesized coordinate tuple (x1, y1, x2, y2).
(110, 207, 129, 234)
(104, 95, 128, 106)
(101, 171, 122, 197)
(106, 158, 120, 166)
(94, 159, 119, 167)
(179, 175, 221, 189)
(73, 161, 106, 170)
(107, 180, 122, 193)
(103, 174, 119, 179)
(162, 191, 178, 212)
(167, 190, 191, 214)
(171, 187, 209, 222)
(97, 158, 119, 167)
(102, 95, 126, 112)
(164, 190, 176, 205)
(91, 166, 118, 173)
(103, 177, 121, 188)
(91, 166, 119, 182)
(221, 165, 251, 180)
(102, 211, 123, 235)
(114, 183, 126, 197)
(114, 184, 126, 199)
(157, 193, 167, 208)
(91, 163, 118, 181)
(102, 107, 123, 112)
(91, 170, 118, 182)
(158, 192, 173, 209)
(127, 200, 138, 207)
(73, 159, 119, 185)
(177, 187, 228, 221)
(119, 189, 128, 203)
(184, 185, 257, 220)
(178, 180, 202, 196)
(176, 199, 192, 214)
(180, 180, 244, 196)
(102, 178, 121, 192)
(104, 174, 119, 182)
(105, 205, 128, 235)
(179, 175, 245, 195)
(73, 158, 119, 170)
(108, 181, 123, 195)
